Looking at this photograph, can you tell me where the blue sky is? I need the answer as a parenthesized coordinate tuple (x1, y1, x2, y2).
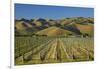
(15, 3, 94, 20)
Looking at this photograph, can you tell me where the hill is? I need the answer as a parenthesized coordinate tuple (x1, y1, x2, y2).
(75, 24, 94, 36)
(36, 26, 74, 36)
(15, 17, 94, 37)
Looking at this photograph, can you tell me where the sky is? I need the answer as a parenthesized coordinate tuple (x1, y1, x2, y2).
(15, 3, 94, 20)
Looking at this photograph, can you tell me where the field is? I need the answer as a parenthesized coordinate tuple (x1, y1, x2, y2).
(15, 36, 94, 65)
(15, 4, 94, 65)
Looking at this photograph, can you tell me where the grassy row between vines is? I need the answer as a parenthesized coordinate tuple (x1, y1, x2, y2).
(15, 37, 94, 65)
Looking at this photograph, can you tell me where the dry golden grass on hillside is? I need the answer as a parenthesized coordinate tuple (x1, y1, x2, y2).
(75, 24, 94, 34)
(36, 26, 73, 36)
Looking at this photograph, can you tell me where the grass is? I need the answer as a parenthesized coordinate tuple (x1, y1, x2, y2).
(15, 36, 94, 65)
(36, 26, 73, 36)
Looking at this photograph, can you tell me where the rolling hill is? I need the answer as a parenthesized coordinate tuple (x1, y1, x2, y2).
(75, 24, 94, 36)
(36, 26, 73, 36)
(15, 21, 32, 30)
(15, 17, 94, 37)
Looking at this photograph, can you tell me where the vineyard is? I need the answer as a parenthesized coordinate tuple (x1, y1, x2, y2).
(14, 4, 94, 65)
(15, 36, 94, 65)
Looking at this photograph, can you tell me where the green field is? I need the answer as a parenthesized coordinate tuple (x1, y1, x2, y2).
(15, 36, 94, 65)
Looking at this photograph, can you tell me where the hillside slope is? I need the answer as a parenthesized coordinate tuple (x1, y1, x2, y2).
(36, 26, 74, 36)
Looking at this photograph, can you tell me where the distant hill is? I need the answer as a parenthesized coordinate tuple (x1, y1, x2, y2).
(15, 21, 32, 30)
(75, 24, 94, 36)
(36, 26, 73, 36)
(15, 17, 94, 37)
